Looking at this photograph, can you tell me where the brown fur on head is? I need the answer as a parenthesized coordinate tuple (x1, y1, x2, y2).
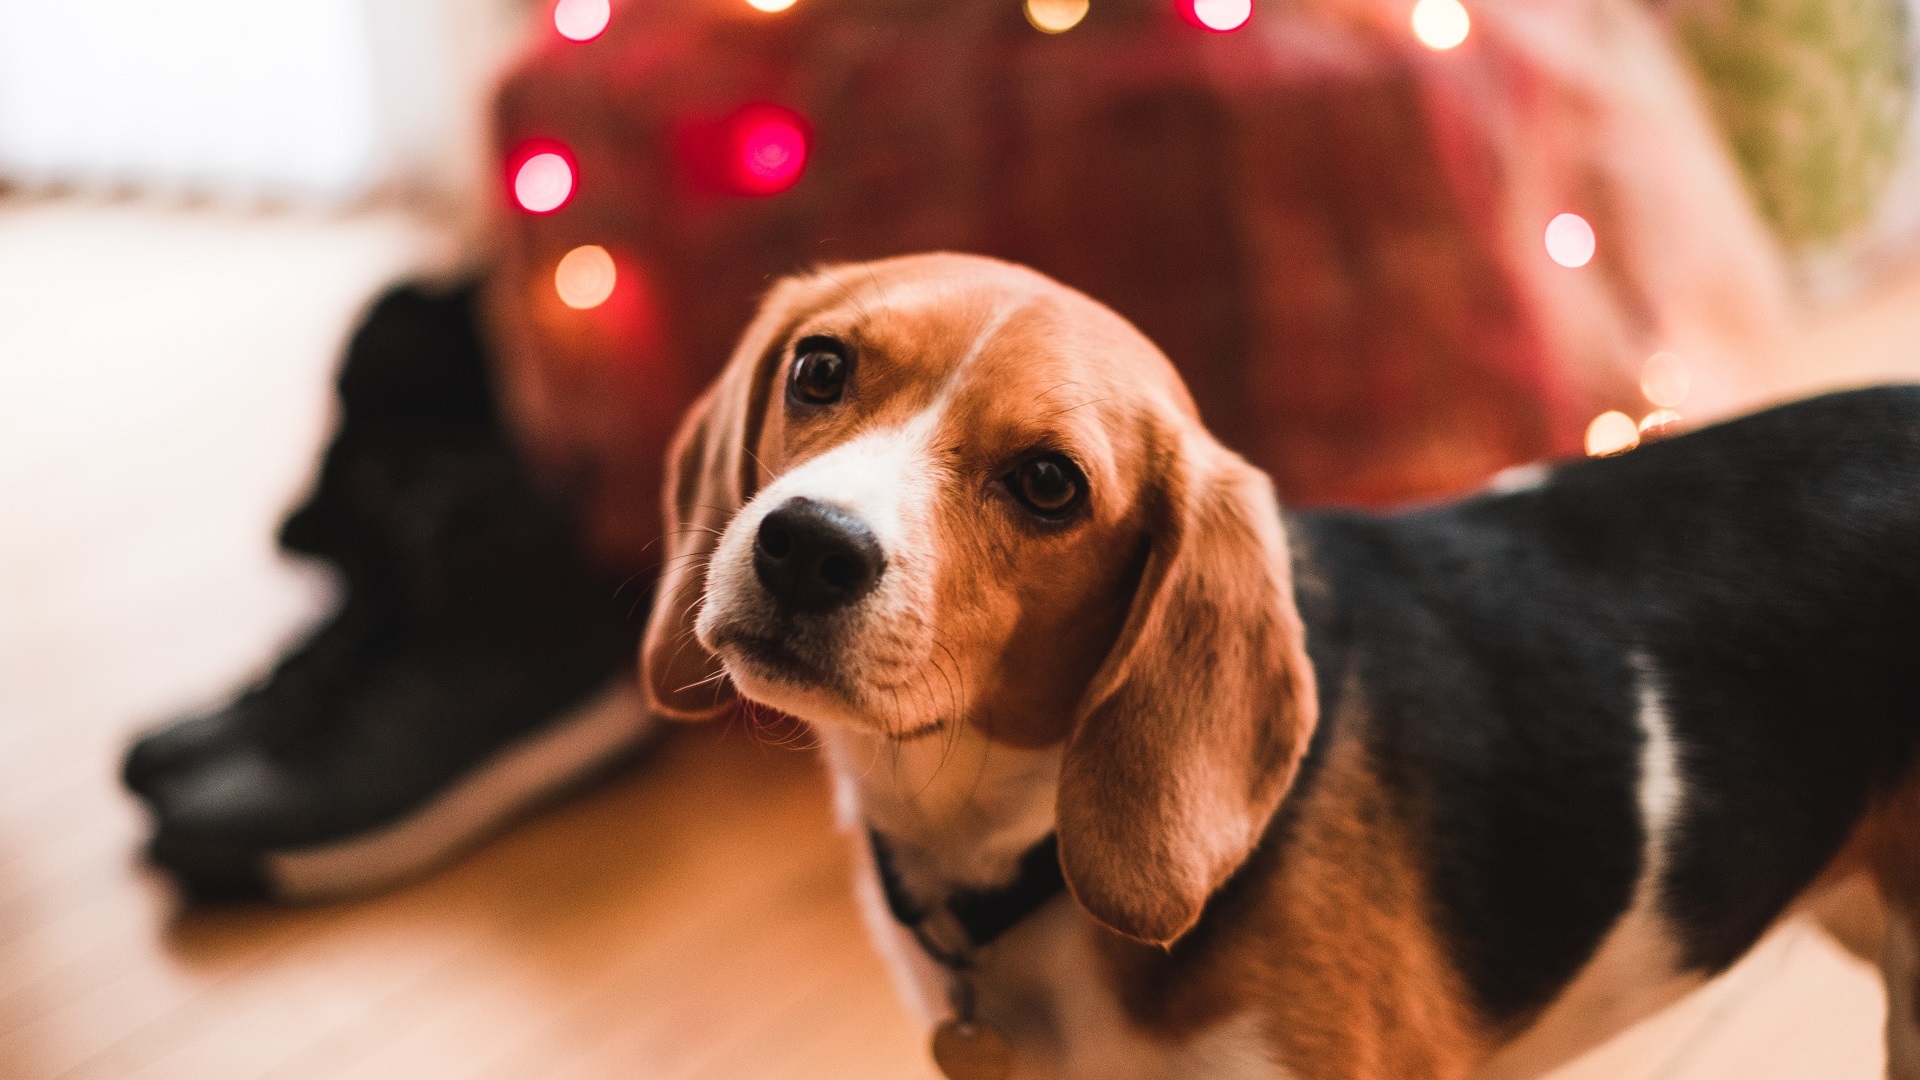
(641, 253, 1318, 945)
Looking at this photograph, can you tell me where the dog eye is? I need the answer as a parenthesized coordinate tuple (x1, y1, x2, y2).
(789, 338, 850, 406)
(1010, 454, 1085, 518)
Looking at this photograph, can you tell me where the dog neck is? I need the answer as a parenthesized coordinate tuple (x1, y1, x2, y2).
(817, 720, 1062, 902)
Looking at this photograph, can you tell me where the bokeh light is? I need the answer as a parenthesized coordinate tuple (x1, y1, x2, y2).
(1544, 212, 1596, 268)
(1639, 409, 1682, 438)
(1641, 351, 1690, 408)
(1411, 0, 1470, 49)
(1026, 0, 1090, 32)
(555, 245, 618, 309)
(1585, 411, 1640, 457)
(732, 110, 808, 195)
(553, 0, 611, 41)
(747, 0, 800, 12)
(1190, 0, 1253, 31)
(512, 149, 575, 214)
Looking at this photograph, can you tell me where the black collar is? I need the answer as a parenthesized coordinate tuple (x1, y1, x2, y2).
(868, 828, 1066, 968)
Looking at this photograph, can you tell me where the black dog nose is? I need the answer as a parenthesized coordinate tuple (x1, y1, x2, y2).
(753, 498, 886, 614)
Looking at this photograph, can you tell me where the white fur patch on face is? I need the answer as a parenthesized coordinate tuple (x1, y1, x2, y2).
(694, 412, 946, 731)
(764, 415, 939, 554)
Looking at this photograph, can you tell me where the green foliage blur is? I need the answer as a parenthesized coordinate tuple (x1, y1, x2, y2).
(1676, 0, 1911, 245)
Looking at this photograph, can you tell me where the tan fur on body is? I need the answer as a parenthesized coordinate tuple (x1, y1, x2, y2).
(1095, 714, 1490, 1077)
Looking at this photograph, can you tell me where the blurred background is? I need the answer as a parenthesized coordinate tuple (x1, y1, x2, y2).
(0, 0, 521, 208)
(2, 0, 1919, 1076)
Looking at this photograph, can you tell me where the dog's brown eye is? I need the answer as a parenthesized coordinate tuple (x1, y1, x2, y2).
(789, 338, 849, 405)
(1011, 454, 1084, 518)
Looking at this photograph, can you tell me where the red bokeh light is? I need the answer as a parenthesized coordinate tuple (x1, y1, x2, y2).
(729, 107, 809, 195)
(505, 138, 577, 215)
(1176, 0, 1252, 31)
(553, 0, 611, 41)
(675, 104, 812, 197)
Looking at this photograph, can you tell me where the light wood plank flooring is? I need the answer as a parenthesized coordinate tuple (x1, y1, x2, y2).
(0, 199, 1909, 1078)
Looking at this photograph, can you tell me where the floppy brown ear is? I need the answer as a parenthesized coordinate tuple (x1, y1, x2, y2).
(641, 276, 817, 719)
(1056, 438, 1319, 946)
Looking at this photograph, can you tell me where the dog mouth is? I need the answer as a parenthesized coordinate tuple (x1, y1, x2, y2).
(708, 626, 950, 742)
(711, 629, 829, 686)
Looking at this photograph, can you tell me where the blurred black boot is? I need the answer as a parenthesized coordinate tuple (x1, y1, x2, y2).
(123, 281, 652, 902)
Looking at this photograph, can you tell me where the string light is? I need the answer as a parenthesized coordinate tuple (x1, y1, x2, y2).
(747, 0, 799, 12)
(1186, 0, 1253, 31)
(553, 0, 610, 41)
(1544, 212, 1595, 268)
(1585, 411, 1639, 456)
(555, 245, 618, 309)
(1640, 351, 1689, 408)
(1411, 0, 1469, 49)
(1639, 409, 1682, 438)
(1026, 0, 1089, 32)
(510, 145, 575, 214)
(731, 108, 808, 195)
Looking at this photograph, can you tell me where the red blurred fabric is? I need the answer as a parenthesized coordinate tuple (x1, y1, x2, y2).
(486, 0, 1787, 569)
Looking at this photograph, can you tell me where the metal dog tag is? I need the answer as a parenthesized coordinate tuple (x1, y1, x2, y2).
(932, 1018, 1012, 1080)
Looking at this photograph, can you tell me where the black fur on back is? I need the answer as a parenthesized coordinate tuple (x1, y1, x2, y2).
(1291, 386, 1920, 1027)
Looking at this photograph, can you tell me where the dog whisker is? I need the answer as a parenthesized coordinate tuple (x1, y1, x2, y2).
(932, 640, 968, 780)
(904, 663, 953, 801)
(612, 569, 650, 601)
(739, 444, 773, 490)
(672, 670, 730, 695)
(659, 550, 714, 570)
(657, 599, 714, 674)
(1038, 395, 1113, 423)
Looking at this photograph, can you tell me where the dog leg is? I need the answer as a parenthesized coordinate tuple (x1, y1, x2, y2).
(1808, 870, 1888, 965)
(1868, 780, 1920, 1080)
(1882, 902, 1920, 1080)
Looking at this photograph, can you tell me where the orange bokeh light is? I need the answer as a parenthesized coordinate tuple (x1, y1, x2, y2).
(1585, 411, 1640, 457)
(1411, 0, 1470, 49)
(1639, 409, 1682, 438)
(1641, 351, 1690, 408)
(555, 245, 618, 310)
(1026, 0, 1089, 32)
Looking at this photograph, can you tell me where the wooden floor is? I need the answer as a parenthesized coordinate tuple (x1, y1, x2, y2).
(0, 198, 1908, 1079)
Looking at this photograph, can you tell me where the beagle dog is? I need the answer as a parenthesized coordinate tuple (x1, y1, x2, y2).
(642, 253, 1920, 1080)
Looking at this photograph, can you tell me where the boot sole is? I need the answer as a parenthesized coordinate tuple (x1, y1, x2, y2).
(260, 678, 656, 901)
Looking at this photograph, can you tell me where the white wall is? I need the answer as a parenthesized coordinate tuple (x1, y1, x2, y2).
(0, 0, 528, 207)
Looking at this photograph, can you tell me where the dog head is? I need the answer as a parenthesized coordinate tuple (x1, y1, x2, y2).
(642, 253, 1318, 945)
